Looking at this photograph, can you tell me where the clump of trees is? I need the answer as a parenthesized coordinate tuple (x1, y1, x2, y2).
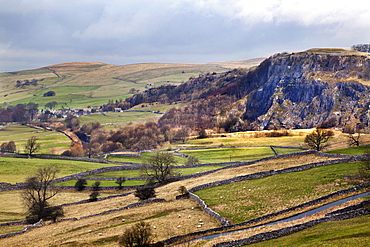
(22, 167, 64, 223)
(118, 222, 154, 247)
(65, 115, 80, 131)
(304, 128, 334, 151)
(0, 141, 16, 153)
(158, 95, 235, 131)
(0, 103, 39, 123)
(108, 122, 168, 150)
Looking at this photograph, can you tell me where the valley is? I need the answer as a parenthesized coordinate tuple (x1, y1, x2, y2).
(0, 48, 369, 246)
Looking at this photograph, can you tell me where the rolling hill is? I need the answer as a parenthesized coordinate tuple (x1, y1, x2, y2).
(0, 59, 264, 109)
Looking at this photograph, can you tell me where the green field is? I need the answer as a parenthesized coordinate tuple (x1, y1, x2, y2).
(326, 145, 370, 155)
(0, 61, 239, 109)
(83, 165, 228, 179)
(0, 125, 70, 154)
(0, 157, 114, 184)
(194, 162, 361, 224)
(179, 147, 301, 163)
(245, 214, 370, 247)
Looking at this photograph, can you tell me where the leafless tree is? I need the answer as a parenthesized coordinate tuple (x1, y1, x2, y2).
(142, 152, 178, 184)
(348, 133, 362, 147)
(304, 128, 334, 151)
(24, 136, 41, 156)
(22, 167, 62, 223)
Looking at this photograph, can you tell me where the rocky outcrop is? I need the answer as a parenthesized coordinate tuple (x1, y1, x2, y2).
(127, 48, 370, 131)
(233, 50, 370, 130)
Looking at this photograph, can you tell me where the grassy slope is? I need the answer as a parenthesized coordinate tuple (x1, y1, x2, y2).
(0, 157, 114, 184)
(0, 153, 344, 246)
(194, 161, 361, 224)
(244, 214, 370, 247)
(0, 59, 262, 109)
(0, 125, 70, 154)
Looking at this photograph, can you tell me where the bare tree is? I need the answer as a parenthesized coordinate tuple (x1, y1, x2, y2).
(304, 128, 334, 151)
(22, 167, 62, 223)
(24, 136, 41, 156)
(84, 142, 100, 158)
(142, 152, 178, 184)
(348, 133, 362, 147)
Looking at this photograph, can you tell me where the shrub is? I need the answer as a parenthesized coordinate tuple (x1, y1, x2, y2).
(185, 156, 200, 166)
(115, 177, 126, 190)
(178, 186, 188, 195)
(61, 150, 72, 156)
(74, 178, 87, 191)
(89, 181, 100, 202)
(134, 186, 156, 201)
(118, 222, 154, 247)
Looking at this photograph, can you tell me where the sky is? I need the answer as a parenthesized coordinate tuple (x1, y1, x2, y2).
(1, 0, 370, 72)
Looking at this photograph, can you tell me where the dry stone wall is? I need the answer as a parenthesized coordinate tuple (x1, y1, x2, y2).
(213, 201, 370, 247)
(188, 192, 230, 226)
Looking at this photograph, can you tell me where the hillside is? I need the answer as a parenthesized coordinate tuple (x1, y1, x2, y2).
(127, 48, 370, 132)
(0, 150, 368, 246)
(0, 59, 263, 109)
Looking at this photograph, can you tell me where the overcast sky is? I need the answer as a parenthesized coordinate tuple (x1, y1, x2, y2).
(1, 0, 370, 72)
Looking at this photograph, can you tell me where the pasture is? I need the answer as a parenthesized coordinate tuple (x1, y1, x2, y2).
(0, 125, 70, 154)
(194, 161, 362, 224)
(0, 157, 113, 184)
(178, 146, 301, 163)
(245, 214, 370, 247)
(0, 61, 240, 109)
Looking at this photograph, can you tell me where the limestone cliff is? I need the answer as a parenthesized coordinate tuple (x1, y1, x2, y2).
(128, 48, 370, 131)
(234, 49, 370, 130)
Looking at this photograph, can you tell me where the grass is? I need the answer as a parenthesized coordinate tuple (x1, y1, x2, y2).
(179, 147, 300, 164)
(0, 157, 114, 184)
(0, 153, 357, 245)
(244, 214, 370, 247)
(80, 165, 228, 179)
(0, 61, 241, 109)
(194, 161, 361, 224)
(326, 145, 370, 155)
(106, 147, 300, 165)
(0, 190, 130, 224)
(78, 111, 164, 127)
(0, 125, 71, 154)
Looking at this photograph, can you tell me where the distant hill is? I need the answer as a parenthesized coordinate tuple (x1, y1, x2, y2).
(126, 48, 370, 132)
(0, 59, 264, 109)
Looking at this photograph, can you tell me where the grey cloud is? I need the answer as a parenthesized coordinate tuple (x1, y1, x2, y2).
(1, 0, 370, 72)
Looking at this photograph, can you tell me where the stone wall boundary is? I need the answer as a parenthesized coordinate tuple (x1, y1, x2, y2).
(162, 196, 370, 246)
(162, 181, 369, 246)
(78, 198, 166, 220)
(213, 201, 370, 247)
(1, 150, 362, 193)
(188, 156, 360, 193)
(0, 197, 165, 240)
(188, 192, 230, 226)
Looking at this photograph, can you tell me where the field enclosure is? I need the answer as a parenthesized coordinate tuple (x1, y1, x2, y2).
(0, 60, 261, 109)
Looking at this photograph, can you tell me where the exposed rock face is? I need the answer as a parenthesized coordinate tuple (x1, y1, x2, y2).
(234, 50, 370, 130)
(127, 48, 370, 131)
